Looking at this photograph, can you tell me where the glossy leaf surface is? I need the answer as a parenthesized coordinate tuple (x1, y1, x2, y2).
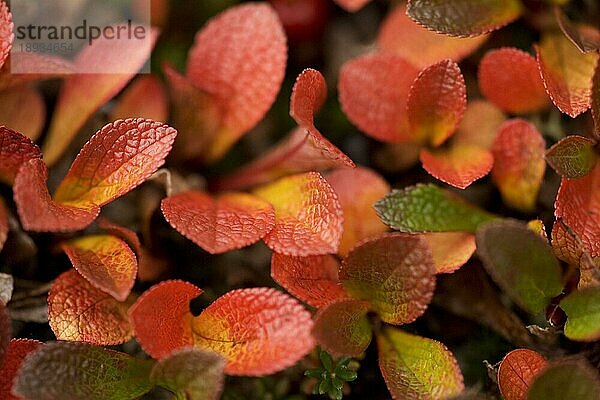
(48, 270, 132, 345)
(313, 299, 372, 357)
(129, 280, 202, 359)
(338, 53, 419, 143)
(378, 4, 486, 69)
(13, 341, 154, 400)
(191, 287, 314, 376)
(254, 172, 343, 256)
(0, 126, 42, 185)
(536, 33, 599, 118)
(561, 287, 600, 341)
(0, 339, 42, 400)
(271, 253, 350, 308)
(62, 234, 137, 301)
(377, 327, 464, 400)
(545, 135, 597, 179)
(420, 144, 493, 189)
(498, 349, 547, 400)
(186, 3, 287, 162)
(340, 233, 435, 324)
(150, 348, 225, 400)
(406, 0, 523, 37)
(527, 361, 600, 400)
(476, 220, 564, 313)
(491, 119, 546, 212)
(375, 183, 496, 233)
(326, 167, 390, 255)
(162, 191, 275, 254)
(478, 47, 549, 114)
(407, 59, 466, 146)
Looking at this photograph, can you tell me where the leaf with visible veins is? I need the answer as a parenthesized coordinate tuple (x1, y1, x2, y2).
(498, 349, 547, 400)
(545, 135, 597, 179)
(0, 126, 42, 185)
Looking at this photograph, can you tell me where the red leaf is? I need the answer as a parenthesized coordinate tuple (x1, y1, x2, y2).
(0, 302, 9, 365)
(290, 68, 327, 128)
(326, 167, 390, 255)
(0, 198, 7, 251)
(0, 126, 42, 185)
(378, 4, 487, 69)
(498, 349, 547, 400)
(191, 287, 314, 376)
(271, 253, 350, 308)
(0, 0, 12, 70)
(97, 217, 142, 255)
(491, 119, 546, 212)
(253, 172, 343, 256)
(61, 235, 137, 302)
(420, 144, 493, 189)
(340, 233, 436, 325)
(313, 299, 372, 357)
(332, 0, 370, 12)
(0, 86, 45, 141)
(555, 8, 600, 53)
(0, 339, 42, 400)
(593, 62, 600, 139)
(48, 270, 131, 345)
(111, 75, 168, 123)
(555, 164, 600, 259)
(42, 26, 159, 165)
(186, 3, 287, 162)
(407, 59, 467, 146)
(129, 280, 202, 359)
(478, 47, 549, 114)
(338, 53, 420, 143)
(54, 118, 177, 207)
(13, 159, 100, 232)
(422, 232, 476, 274)
(536, 33, 599, 118)
(161, 191, 275, 254)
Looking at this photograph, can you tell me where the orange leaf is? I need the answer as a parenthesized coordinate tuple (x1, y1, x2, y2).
(186, 3, 286, 162)
(332, 0, 370, 12)
(491, 119, 546, 212)
(0, 339, 42, 400)
(161, 191, 275, 254)
(13, 159, 100, 232)
(478, 47, 549, 114)
(0, 198, 7, 251)
(253, 172, 343, 256)
(313, 299, 372, 357)
(54, 118, 177, 206)
(97, 217, 142, 255)
(326, 167, 390, 255)
(498, 349, 547, 400)
(42, 27, 159, 165)
(340, 233, 436, 325)
(420, 144, 493, 189)
(555, 8, 600, 53)
(555, 163, 600, 259)
(407, 59, 466, 146)
(290, 68, 327, 128)
(453, 100, 506, 149)
(111, 75, 168, 123)
(191, 287, 314, 376)
(0, 126, 42, 185)
(129, 280, 202, 359)
(338, 53, 420, 143)
(536, 33, 599, 118)
(61, 235, 137, 302)
(270, 253, 350, 308)
(421, 232, 476, 273)
(0, 86, 45, 141)
(378, 4, 487, 69)
(0, 0, 12, 70)
(48, 270, 131, 345)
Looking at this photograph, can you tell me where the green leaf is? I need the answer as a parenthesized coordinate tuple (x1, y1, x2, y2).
(561, 287, 600, 341)
(13, 341, 154, 400)
(336, 367, 358, 382)
(527, 360, 600, 400)
(150, 348, 226, 400)
(375, 184, 496, 233)
(377, 327, 464, 400)
(320, 348, 334, 372)
(545, 135, 598, 179)
(406, 0, 523, 38)
(476, 220, 564, 313)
